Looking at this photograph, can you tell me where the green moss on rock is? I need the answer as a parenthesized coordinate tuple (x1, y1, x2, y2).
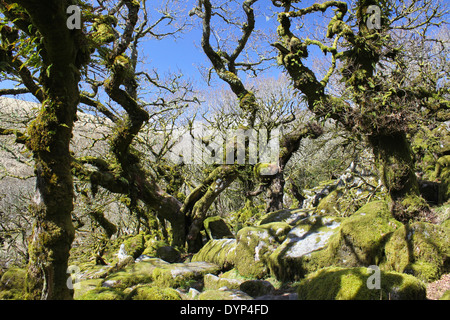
(192, 239, 237, 270)
(268, 215, 342, 281)
(297, 267, 427, 300)
(198, 288, 253, 300)
(152, 261, 220, 288)
(235, 223, 291, 279)
(269, 201, 401, 281)
(77, 287, 124, 300)
(122, 233, 145, 259)
(384, 222, 450, 282)
(258, 208, 309, 226)
(440, 289, 450, 300)
(127, 285, 181, 300)
(102, 258, 168, 289)
(204, 216, 234, 240)
(0, 267, 26, 300)
(73, 278, 104, 300)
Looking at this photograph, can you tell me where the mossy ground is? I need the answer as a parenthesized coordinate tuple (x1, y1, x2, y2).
(126, 285, 181, 300)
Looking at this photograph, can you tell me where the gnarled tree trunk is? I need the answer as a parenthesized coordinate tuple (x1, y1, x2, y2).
(5, 0, 91, 299)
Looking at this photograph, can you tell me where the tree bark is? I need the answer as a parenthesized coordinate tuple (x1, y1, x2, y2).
(368, 132, 430, 222)
(6, 0, 90, 300)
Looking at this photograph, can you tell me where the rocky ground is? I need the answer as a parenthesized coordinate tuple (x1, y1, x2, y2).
(426, 274, 450, 300)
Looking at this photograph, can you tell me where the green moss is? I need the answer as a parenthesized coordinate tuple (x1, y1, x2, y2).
(151, 262, 220, 288)
(440, 290, 450, 300)
(102, 259, 167, 289)
(268, 215, 343, 281)
(235, 223, 291, 279)
(203, 216, 234, 240)
(384, 222, 450, 282)
(203, 273, 242, 291)
(73, 279, 104, 300)
(122, 233, 145, 259)
(0, 267, 26, 291)
(297, 267, 427, 300)
(127, 285, 181, 300)
(230, 202, 265, 230)
(142, 239, 168, 256)
(269, 201, 401, 281)
(77, 287, 124, 300)
(333, 201, 402, 265)
(198, 289, 253, 300)
(192, 239, 237, 270)
(0, 267, 26, 300)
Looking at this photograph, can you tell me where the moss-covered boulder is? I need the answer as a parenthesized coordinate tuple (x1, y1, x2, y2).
(77, 287, 124, 300)
(435, 155, 450, 202)
(204, 216, 234, 240)
(257, 208, 309, 226)
(384, 222, 450, 282)
(102, 258, 169, 289)
(73, 278, 104, 300)
(121, 233, 145, 259)
(191, 239, 237, 270)
(203, 273, 242, 291)
(203, 273, 275, 298)
(198, 288, 253, 300)
(155, 246, 181, 263)
(152, 261, 221, 288)
(126, 285, 182, 300)
(326, 201, 402, 267)
(297, 267, 427, 300)
(141, 238, 169, 257)
(0, 267, 26, 300)
(268, 215, 342, 280)
(235, 222, 291, 278)
(269, 201, 401, 281)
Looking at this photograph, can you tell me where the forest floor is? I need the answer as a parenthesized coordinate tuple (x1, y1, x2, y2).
(426, 273, 450, 300)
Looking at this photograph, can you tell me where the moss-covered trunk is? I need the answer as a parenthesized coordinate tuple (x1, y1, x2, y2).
(11, 0, 90, 300)
(25, 94, 79, 300)
(183, 165, 239, 252)
(368, 132, 429, 222)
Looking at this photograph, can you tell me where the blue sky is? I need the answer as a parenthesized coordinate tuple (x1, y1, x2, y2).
(141, 0, 283, 89)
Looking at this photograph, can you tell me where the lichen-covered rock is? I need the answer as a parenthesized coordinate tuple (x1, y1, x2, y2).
(257, 208, 309, 226)
(269, 201, 401, 281)
(328, 201, 402, 267)
(152, 261, 220, 288)
(203, 273, 242, 291)
(77, 287, 124, 300)
(235, 222, 291, 278)
(204, 216, 234, 240)
(126, 285, 181, 300)
(297, 267, 427, 300)
(203, 272, 274, 298)
(191, 239, 237, 270)
(73, 278, 104, 300)
(239, 279, 275, 298)
(198, 288, 253, 300)
(155, 246, 181, 263)
(102, 258, 169, 289)
(0, 267, 26, 300)
(384, 222, 450, 282)
(121, 233, 145, 259)
(268, 215, 342, 280)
